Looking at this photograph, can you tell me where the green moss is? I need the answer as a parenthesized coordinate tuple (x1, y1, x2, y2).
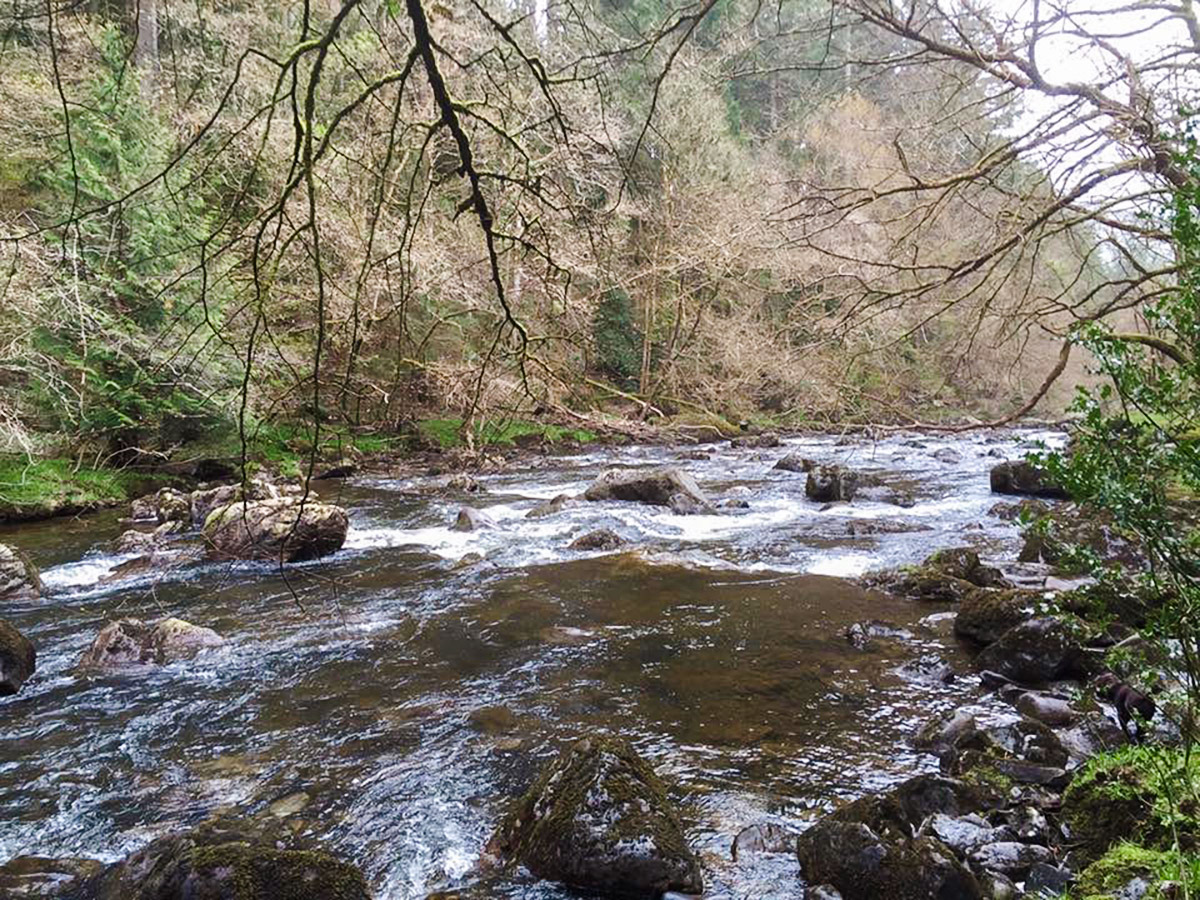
(187, 843, 370, 900)
(1063, 746, 1200, 863)
(0, 456, 151, 521)
(494, 735, 700, 894)
(1072, 842, 1200, 899)
(959, 764, 1015, 806)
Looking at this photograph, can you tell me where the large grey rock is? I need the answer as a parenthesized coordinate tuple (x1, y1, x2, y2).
(0, 543, 39, 602)
(204, 497, 348, 562)
(968, 841, 1054, 879)
(78, 617, 223, 670)
(918, 814, 1013, 857)
(974, 618, 1087, 684)
(989, 460, 1069, 499)
(1015, 692, 1078, 727)
(0, 618, 36, 695)
(584, 468, 711, 510)
(806, 466, 859, 502)
(491, 736, 703, 898)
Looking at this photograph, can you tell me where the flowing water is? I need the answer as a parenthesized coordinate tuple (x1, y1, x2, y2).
(0, 427, 1063, 898)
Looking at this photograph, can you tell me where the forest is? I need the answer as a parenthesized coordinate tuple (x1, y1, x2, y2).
(0, 0, 1198, 898)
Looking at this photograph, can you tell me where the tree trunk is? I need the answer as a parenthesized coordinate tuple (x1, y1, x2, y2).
(131, 0, 159, 94)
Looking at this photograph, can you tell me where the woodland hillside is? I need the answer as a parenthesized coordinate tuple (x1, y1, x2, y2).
(0, 0, 1189, 471)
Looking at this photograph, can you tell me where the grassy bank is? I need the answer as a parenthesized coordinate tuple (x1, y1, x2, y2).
(0, 457, 154, 522)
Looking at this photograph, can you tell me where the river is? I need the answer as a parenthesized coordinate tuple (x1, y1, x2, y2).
(0, 427, 1062, 898)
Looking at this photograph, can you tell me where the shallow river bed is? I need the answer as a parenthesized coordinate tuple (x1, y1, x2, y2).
(0, 427, 1062, 898)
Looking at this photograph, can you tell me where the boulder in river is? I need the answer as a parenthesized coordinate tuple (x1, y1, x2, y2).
(453, 507, 495, 532)
(954, 590, 1038, 645)
(154, 487, 193, 525)
(490, 735, 703, 898)
(76, 818, 371, 900)
(795, 778, 983, 900)
(204, 497, 348, 561)
(773, 453, 814, 473)
(0, 618, 36, 696)
(569, 528, 625, 551)
(973, 617, 1088, 684)
(112, 521, 184, 555)
(190, 477, 285, 528)
(805, 465, 859, 502)
(78, 617, 223, 670)
(0, 543, 40, 602)
(922, 547, 1010, 589)
(584, 467, 712, 511)
(989, 460, 1069, 500)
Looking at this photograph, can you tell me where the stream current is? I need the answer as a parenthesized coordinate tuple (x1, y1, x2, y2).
(0, 427, 1063, 898)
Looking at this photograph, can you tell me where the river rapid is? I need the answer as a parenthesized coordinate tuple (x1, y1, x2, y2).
(0, 427, 1064, 898)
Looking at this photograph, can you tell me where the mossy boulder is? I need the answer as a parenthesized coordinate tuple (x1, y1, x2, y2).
(490, 736, 703, 898)
(1063, 746, 1200, 864)
(923, 548, 1009, 588)
(989, 460, 1068, 499)
(78, 617, 223, 670)
(1018, 503, 1145, 571)
(954, 590, 1039, 645)
(70, 818, 371, 900)
(795, 776, 987, 899)
(0, 617, 36, 695)
(204, 497, 348, 562)
(584, 467, 712, 511)
(0, 543, 40, 602)
(973, 617, 1087, 684)
(795, 783, 983, 900)
(1074, 842, 1200, 899)
(866, 548, 1010, 604)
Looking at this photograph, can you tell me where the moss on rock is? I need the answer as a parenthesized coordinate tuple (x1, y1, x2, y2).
(1063, 746, 1200, 864)
(492, 735, 702, 898)
(1074, 842, 1200, 900)
(182, 843, 372, 900)
(954, 589, 1039, 645)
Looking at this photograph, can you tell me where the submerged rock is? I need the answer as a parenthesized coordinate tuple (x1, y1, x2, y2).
(730, 432, 782, 449)
(569, 529, 625, 551)
(805, 465, 859, 503)
(584, 467, 711, 511)
(491, 736, 703, 898)
(0, 855, 105, 897)
(989, 460, 1068, 500)
(0, 618, 36, 696)
(204, 497, 348, 561)
(75, 818, 371, 900)
(731, 822, 796, 861)
(526, 494, 577, 519)
(78, 617, 223, 670)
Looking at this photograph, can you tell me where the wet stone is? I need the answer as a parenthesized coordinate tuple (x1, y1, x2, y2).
(968, 841, 1054, 879)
